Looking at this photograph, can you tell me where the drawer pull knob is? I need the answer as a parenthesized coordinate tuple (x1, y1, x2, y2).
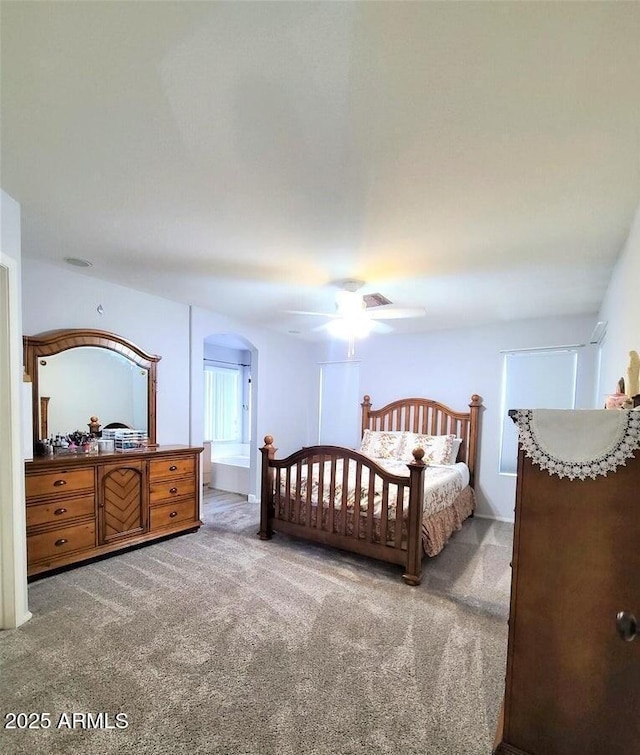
(53, 479, 67, 487)
(617, 611, 638, 642)
(169, 465, 177, 471)
(169, 511, 178, 518)
(169, 487, 178, 494)
(54, 538, 68, 547)
(54, 508, 67, 516)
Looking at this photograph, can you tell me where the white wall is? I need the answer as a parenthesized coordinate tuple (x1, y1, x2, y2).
(316, 314, 598, 520)
(0, 189, 31, 629)
(22, 259, 191, 445)
(598, 201, 640, 397)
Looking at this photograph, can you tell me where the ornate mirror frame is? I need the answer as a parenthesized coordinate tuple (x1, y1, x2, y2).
(23, 329, 161, 446)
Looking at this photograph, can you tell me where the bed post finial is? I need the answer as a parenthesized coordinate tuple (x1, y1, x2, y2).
(259, 436, 277, 541)
(468, 395, 483, 487)
(404, 448, 427, 586)
(361, 395, 372, 438)
(411, 447, 426, 465)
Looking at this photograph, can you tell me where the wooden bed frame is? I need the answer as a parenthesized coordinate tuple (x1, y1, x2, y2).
(259, 394, 482, 585)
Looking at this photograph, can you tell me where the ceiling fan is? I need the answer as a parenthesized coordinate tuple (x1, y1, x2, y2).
(287, 279, 427, 339)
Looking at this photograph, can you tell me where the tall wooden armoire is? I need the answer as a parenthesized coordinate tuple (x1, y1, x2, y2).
(494, 408, 640, 755)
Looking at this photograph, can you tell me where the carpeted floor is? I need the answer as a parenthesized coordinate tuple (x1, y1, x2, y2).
(0, 489, 513, 755)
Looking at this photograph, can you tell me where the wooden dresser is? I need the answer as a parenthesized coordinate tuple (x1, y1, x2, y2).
(25, 445, 203, 577)
(494, 445, 640, 754)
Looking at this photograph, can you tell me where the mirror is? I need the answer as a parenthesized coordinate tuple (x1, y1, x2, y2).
(23, 329, 160, 446)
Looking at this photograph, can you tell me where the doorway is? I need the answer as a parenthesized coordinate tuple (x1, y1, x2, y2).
(203, 333, 257, 499)
(0, 259, 31, 628)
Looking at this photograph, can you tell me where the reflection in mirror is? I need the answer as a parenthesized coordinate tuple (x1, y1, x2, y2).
(38, 347, 149, 438)
(23, 329, 160, 448)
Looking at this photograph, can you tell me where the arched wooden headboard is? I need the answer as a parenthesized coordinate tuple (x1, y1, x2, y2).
(361, 394, 483, 486)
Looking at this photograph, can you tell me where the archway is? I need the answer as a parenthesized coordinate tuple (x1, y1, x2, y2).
(202, 332, 258, 501)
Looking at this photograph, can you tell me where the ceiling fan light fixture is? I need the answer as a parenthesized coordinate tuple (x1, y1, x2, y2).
(335, 290, 366, 318)
(327, 316, 372, 341)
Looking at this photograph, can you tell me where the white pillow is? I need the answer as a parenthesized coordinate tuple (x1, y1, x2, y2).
(398, 432, 456, 464)
(449, 437, 463, 463)
(359, 429, 404, 459)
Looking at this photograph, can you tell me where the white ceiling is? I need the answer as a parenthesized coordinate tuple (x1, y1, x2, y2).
(2, 1, 640, 339)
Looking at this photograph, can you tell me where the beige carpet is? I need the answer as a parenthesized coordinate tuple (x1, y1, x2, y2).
(0, 489, 513, 755)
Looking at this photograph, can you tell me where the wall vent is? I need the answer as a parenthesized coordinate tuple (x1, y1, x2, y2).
(590, 321, 607, 345)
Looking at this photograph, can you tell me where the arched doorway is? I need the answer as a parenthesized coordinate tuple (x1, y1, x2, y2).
(202, 333, 258, 500)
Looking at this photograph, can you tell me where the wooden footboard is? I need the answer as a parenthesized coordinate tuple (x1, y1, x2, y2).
(259, 437, 427, 584)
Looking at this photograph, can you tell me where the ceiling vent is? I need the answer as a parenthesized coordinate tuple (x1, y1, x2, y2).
(64, 257, 93, 268)
(363, 292, 392, 308)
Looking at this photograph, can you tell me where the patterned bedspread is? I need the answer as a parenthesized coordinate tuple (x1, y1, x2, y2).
(275, 458, 468, 520)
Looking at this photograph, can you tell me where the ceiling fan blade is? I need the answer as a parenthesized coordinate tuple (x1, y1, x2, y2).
(367, 306, 427, 320)
(313, 319, 393, 335)
(285, 310, 337, 318)
(370, 321, 394, 334)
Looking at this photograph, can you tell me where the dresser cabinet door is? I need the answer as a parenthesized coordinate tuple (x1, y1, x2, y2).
(97, 460, 147, 544)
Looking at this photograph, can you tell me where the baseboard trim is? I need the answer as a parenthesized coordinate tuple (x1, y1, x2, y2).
(475, 513, 515, 523)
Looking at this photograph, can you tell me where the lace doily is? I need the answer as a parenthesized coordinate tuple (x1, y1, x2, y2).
(513, 408, 640, 480)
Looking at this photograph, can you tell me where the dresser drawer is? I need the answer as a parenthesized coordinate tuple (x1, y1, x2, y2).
(149, 456, 195, 481)
(149, 499, 196, 530)
(26, 494, 95, 529)
(26, 468, 94, 499)
(149, 477, 196, 505)
(27, 522, 96, 565)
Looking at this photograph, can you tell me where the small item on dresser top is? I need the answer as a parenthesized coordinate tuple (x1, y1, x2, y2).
(88, 415, 101, 436)
(97, 439, 115, 453)
(605, 376, 630, 409)
(102, 428, 146, 451)
(81, 439, 97, 453)
(40, 438, 53, 456)
(34, 439, 48, 457)
(605, 392, 630, 409)
(53, 434, 69, 450)
(627, 350, 640, 398)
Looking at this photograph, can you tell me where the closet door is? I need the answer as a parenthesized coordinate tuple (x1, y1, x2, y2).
(501, 453, 640, 754)
(97, 460, 147, 544)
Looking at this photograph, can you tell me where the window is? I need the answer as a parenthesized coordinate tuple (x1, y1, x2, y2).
(499, 348, 579, 475)
(318, 361, 360, 446)
(204, 365, 242, 443)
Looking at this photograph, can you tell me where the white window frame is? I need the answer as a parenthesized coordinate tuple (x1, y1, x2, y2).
(204, 363, 243, 444)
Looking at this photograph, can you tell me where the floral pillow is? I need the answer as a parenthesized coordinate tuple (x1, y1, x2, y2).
(359, 430, 404, 459)
(398, 433, 457, 464)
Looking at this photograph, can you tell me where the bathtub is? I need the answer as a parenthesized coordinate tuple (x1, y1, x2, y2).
(210, 444, 250, 495)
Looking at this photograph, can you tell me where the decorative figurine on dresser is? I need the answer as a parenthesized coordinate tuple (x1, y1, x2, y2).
(23, 329, 203, 577)
(493, 407, 640, 755)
